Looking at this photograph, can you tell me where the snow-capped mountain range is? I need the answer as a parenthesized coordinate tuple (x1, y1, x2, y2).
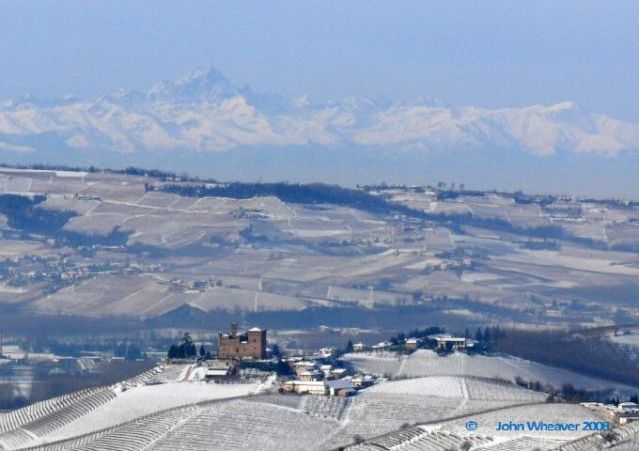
(1, 65, 638, 158)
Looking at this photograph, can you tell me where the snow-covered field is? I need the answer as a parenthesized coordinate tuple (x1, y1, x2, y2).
(609, 330, 639, 348)
(345, 403, 624, 450)
(323, 374, 548, 449)
(435, 403, 598, 439)
(150, 400, 340, 451)
(343, 350, 636, 395)
(2, 364, 637, 451)
(32, 382, 255, 445)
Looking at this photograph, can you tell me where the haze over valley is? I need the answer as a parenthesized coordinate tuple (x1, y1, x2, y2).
(2, 67, 639, 197)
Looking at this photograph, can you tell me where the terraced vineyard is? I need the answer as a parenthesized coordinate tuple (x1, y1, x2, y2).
(3, 167, 639, 330)
(150, 400, 340, 451)
(301, 395, 350, 420)
(0, 388, 117, 449)
(349, 428, 494, 451)
(1, 361, 637, 451)
(343, 350, 636, 395)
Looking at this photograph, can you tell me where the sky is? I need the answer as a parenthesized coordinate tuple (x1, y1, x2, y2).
(1, 0, 638, 120)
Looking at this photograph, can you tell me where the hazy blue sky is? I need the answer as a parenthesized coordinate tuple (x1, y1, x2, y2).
(1, 1, 638, 119)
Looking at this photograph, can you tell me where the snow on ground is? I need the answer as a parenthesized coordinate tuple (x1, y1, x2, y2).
(465, 378, 547, 402)
(476, 436, 565, 450)
(344, 350, 636, 395)
(0, 284, 28, 294)
(432, 403, 599, 440)
(326, 375, 547, 449)
(370, 376, 463, 398)
(502, 249, 639, 276)
(150, 399, 340, 451)
(33, 382, 255, 445)
(341, 352, 403, 377)
(609, 330, 639, 348)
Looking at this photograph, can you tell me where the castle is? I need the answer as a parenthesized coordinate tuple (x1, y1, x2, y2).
(218, 322, 267, 360)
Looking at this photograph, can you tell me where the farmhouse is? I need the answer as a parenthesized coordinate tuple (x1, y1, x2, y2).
(282, 380, 327, 395)
(329, 368, 347, 379)
(405, 337, 420, 351)
(325, 379, 356, 397)
(205, 368, 230, 381)
(319, 347, 334, 358)
(218, 322, 267, 360)
(292, 361, 317, 376)
(299, 369, 322, 381)
(428, 334, 477, 352)
(353, 342, 366, 352)
(371, 341, 392, 351)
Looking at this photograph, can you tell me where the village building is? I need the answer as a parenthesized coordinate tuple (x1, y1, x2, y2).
(329, 368, 347, 379)
(326, 379, 356, 397)
(282, 380, 327, 395)
(292, 361, 317, 376)
(353, 342, 366, 352)
(320, 364, 333, 378)
(405, 337, 420, 351)
(218, 322, 267, 360)
(582, 402, 639, 425)
(319, 347, 334, 358)
(371, 341, 392, 351)
(205, 368, 230, 381)
(427, 334, 477, 352)
(299, 369, 323, 381)
(351, 374, 375, 388)
(283, 378, 357, 396)
(204, 359, 237, 381)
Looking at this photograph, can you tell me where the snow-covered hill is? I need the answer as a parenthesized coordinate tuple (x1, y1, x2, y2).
(1, 66, 638, 158)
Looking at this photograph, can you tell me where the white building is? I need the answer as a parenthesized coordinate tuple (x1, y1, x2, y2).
(427, 334, 477, 351)
(283, 380, 327, 395)
(353, 342, 366, 352)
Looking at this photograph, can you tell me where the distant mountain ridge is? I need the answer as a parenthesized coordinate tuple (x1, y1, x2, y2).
(1, 65, 638, 157)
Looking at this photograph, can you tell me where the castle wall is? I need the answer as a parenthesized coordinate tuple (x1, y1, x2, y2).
(218, 328, 266, 359)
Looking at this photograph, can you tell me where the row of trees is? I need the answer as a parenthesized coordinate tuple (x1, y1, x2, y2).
(17, 336, 145, 360)
(167, 333, 212, 360)
(490, 328, 639, 387)
(467, 325, 506, 348)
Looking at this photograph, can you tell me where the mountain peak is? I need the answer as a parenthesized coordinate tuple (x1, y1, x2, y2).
(147, 65, 241, 103)
(176, 65, 230, 88)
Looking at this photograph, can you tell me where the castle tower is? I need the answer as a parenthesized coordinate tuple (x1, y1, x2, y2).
(231, 321, 238, 337)
(247, 327, 267, 359)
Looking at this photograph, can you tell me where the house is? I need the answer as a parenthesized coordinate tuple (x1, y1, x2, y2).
(299, 369, 322, 381)
(329, 368, 347, 379)
(618, 402, 639, 413)
(618, 402, 639, 423)
(292, 361, 316, 376)
(205, 368, 229, 382)
(371, 341, 392, 351)
(326, 379, 356, 397)
(351, 374, 375, 388)
(319, 347, 334, 358)
(204, 359, 236, 381)
(320, 364, 333, 378)
(282, 380, 327, 395)
(582, 402, 639, 424)
(218, 322, 267, 360)
(619, 413, 639, 425)
(428, 334, 477, 352)
(353, 342, 366, 352)
(405, 337, 420, 351)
